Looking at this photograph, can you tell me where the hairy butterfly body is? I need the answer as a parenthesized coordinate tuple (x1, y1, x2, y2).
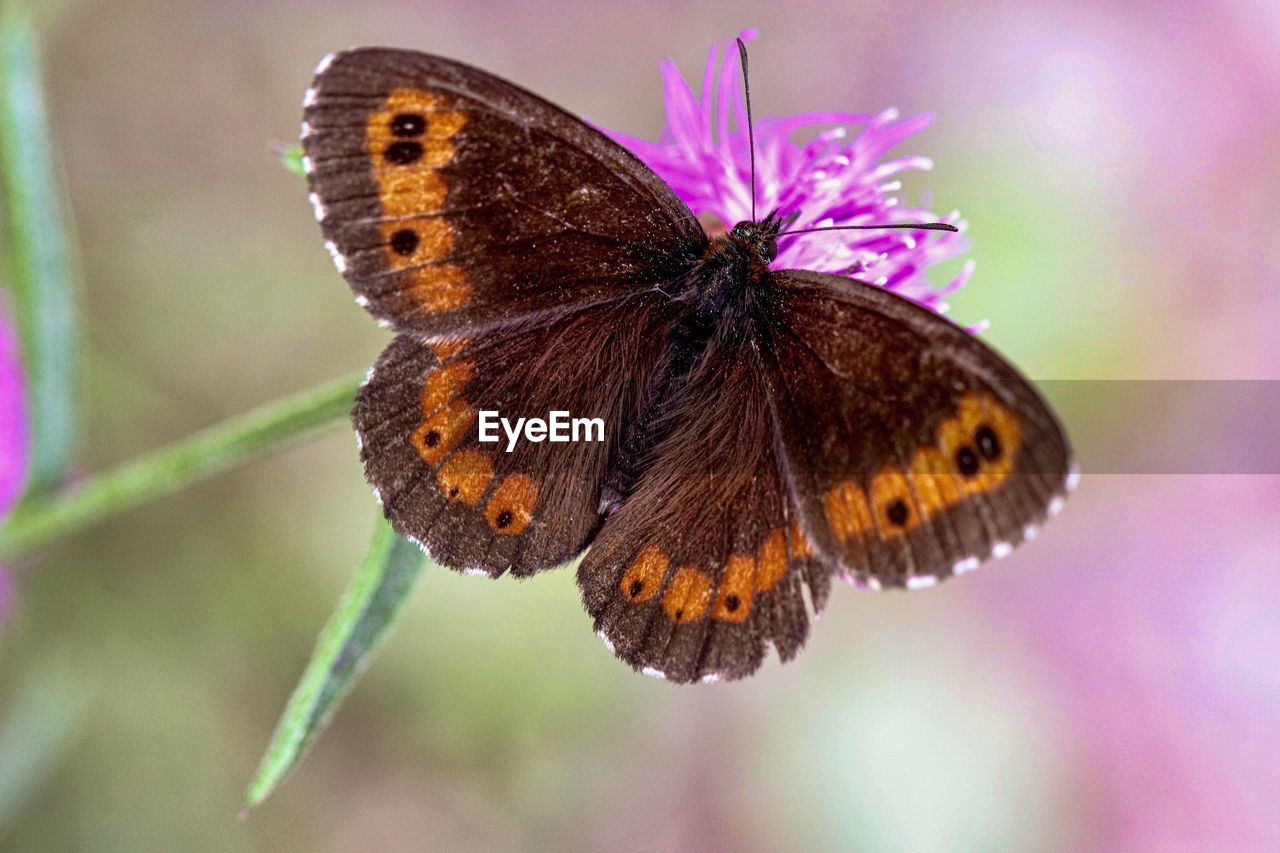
(302, 47, 1074, 683)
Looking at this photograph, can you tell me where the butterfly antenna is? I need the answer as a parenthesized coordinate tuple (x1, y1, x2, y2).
(776, 222, 959, 236)
(736, 37, 758, 222)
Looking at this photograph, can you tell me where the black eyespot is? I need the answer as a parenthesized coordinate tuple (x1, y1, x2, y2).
(390, 229, 419, 256)
(725, 593, 740, 612)
(384, 141, 424, 165)
(975, 425, 1002, 461)
(955, 446, 980, 477)
(495, 510, 513, 529)
(390, 113, 426, 137)
(629, 579, 644, 598)
(674, 608, 685, 620)
(424, 430, 440, 448)
(886, 499, 910, 526)
(448, 486, 459, 499)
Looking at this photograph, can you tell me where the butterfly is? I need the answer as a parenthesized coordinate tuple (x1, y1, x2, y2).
(300, 43, 1074, 683)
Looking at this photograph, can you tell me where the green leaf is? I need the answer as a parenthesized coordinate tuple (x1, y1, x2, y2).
(275, 143, 306, 177)
(0, 372, 361, 561)
(243, 519, 426, 813)
(0, 5, 81, 498)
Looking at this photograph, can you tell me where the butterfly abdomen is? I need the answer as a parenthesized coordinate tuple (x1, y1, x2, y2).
(601, 245, 767, 510)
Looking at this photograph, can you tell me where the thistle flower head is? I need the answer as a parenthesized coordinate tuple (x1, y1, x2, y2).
(605, 30, 973, 314)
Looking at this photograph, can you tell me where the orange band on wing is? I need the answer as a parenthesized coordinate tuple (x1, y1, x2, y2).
(420, 360, 472, 416)
(486, 473, 538, 535)
(662, 567, 712, 624)
(824, 480, 874, 541)
(407, 264, 472, 314)
(437, 449, 494, 506)
(410, 399, 474, 465)
(819, 392, 1027, 544)
(870, 466, 921, 538)
(621, 545, 669, 602)
(713, 554, 755, 622)
(757, 529, 789, 592)
(365, 88, 472, 314)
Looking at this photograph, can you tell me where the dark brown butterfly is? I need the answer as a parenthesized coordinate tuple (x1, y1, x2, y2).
(300, 45, 1074, 683)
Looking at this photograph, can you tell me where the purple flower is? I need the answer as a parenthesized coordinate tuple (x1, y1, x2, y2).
(0, 297, 30, 624)
(0, 301, 28, 517)
(604, 29, 973, 315)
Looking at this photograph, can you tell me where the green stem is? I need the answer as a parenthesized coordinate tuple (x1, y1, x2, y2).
(1, 5, 82, 495)
(0, 373, 364, 560)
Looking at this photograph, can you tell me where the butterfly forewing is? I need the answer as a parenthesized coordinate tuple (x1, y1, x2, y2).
(764, 270, 1074, 589)
(303, 48, 706, 337)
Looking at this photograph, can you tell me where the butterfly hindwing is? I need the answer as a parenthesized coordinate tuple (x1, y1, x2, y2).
(356, 295, 675, 577)
(764, 270, 1074, 589)
(303, 48, 705, 337)
(577, 331, 826, 683)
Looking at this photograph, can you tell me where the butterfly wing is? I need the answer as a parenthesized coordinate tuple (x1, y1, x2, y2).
(764, 269, 1074, 590)
(303, 48, 705, 336)
(357, 295, 677, 577)
(312, 48, 711, 576)
(578, 330, 827, 683)
(578, 268, 1073, 682)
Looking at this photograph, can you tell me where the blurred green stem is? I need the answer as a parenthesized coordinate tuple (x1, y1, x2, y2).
(0, 373, 363, 560)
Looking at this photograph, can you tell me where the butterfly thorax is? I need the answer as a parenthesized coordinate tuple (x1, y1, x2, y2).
(686, 218, 780, 318)
(704, 219, 779, 274)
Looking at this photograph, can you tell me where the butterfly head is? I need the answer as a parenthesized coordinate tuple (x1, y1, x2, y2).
(725, 209, 787, 267)
(726, 221, 778, 265)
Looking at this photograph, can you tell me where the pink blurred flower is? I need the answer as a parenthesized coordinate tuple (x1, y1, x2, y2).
(994, 474, 1280, 849)
(1, 297, 31, 624)
(604, 30, 973, 314)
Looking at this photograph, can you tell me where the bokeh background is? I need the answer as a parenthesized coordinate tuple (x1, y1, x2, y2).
(3, 0, 1279, 849)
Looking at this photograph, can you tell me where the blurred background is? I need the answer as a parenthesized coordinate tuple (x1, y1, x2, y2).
(2, 0, 1279, 849)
